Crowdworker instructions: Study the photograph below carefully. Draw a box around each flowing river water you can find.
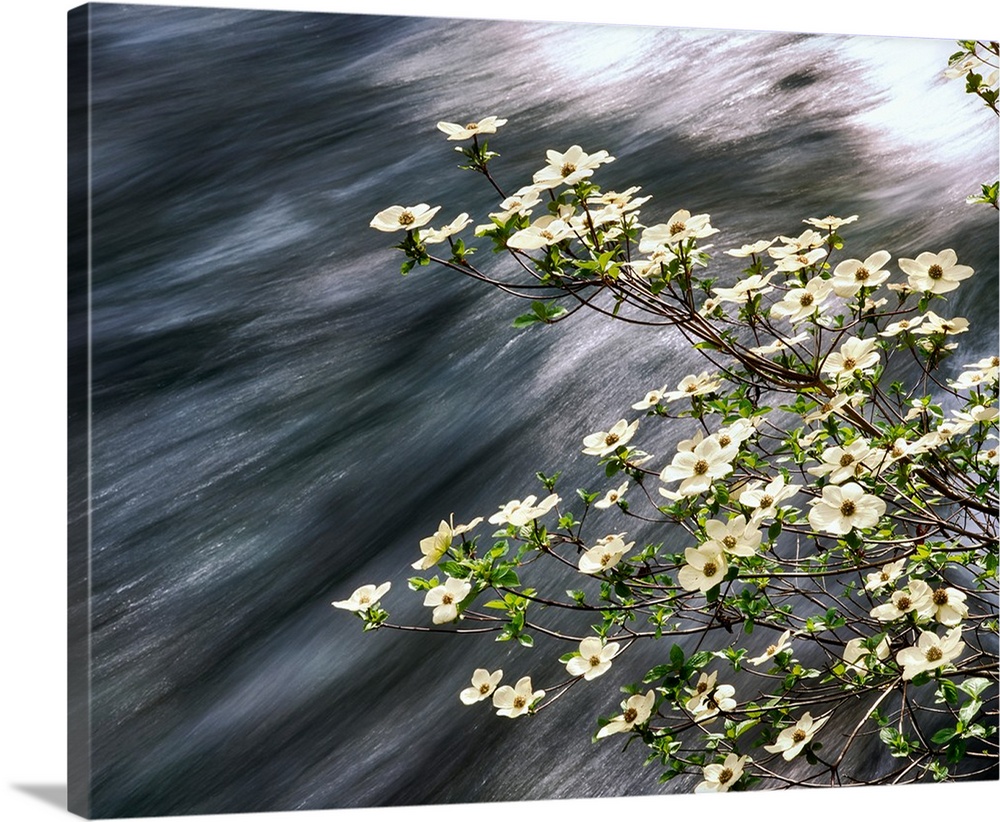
[68,5,998,816]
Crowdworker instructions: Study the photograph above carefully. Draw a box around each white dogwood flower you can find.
[843,636,891,677]
[596,690,656,738]
[583,419,639,457]
[578,534,634,575]
[690,682,736,723]
[423,577,472,624]
[879,314,926,337]
[662,371,723,402]
[749,331,810,356]
[896,627,965,680]
[460,668,503,704]
[695,753,750,793]
[869,579,935,622]
[332,581,391,612]
[725,239,775,258]
[739,476,801,520]
[864,558,907,592]
[775,246,826,273]
[807,482,886,535]
[918,311,969,336]
[370,203,441,232]
[412,514,483,570]
[807,438,877,484]
[830,250,892,297]
[422,212,472,244]
[566,637,620,681]
[436,115,508,140]
[488,494,560,527]
[712,272,776,304]
[930,586,969,626]
[748,629,793,666]
[804,214,858,231]
[632,385,669,410]
[821,336,881,386]
[764,712,829,761]
[639,209,718,249]
[493,676,545,718]
[595,481,629,510]
[678,545,728,593]
[770,277,833,323]
[532,144,614,189]
[685,671,718,710]
[702,514,761,558]
[507,216,576,250]
[660,436,733,497]
[899,249,974,294]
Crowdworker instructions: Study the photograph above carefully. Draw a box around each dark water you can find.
[69,4,998,816]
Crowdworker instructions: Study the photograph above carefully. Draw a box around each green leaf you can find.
[931,727,958,745]
[958,677,991,699]
[513,312,542,328]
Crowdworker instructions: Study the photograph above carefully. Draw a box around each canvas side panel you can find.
[68,4,92,818]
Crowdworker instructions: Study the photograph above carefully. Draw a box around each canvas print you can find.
[68,3,999,818]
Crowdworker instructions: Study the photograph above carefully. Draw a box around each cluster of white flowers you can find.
[350,111,998,792]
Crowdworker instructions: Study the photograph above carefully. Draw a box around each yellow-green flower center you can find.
[479,682,491,694]
[561,162,577,177]
[842,357,857,370]
[703,561,719,577]
[398,210,416,226]
[759,495,774,508]
[897,595,911,610]
[839,454,855,467]
[601,553,613,567]
[605,432,620,446]
[513,695,526,709]
[589,655,602,667]
[694,459,710,475]
[932,589,949,606]
[800,293,815,307]
[723,536,738,550]
[718,435,731,447]
[766,644,777,655]
[441,593,454,605]
[855,267,870,281]
[925,646,943,662]
[792,729,807,743]
[718,767,734,784]
[840,501,856,517]
[927,264,944,280]
[669,221,686,236]
[465,122,479,130]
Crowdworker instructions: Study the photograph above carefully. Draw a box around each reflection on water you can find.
[70,5,997,816]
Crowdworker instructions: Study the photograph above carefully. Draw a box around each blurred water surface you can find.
[70,5,998,815]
